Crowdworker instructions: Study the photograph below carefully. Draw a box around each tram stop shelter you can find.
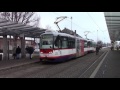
[104,12,120,42]
[0,18,46,60]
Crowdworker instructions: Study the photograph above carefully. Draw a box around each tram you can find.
[39,30,96,62]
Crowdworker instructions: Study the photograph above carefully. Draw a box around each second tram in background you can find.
[39,30,96,62]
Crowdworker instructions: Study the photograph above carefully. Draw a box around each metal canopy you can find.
[104,12,120,41]
[0,18,46,38]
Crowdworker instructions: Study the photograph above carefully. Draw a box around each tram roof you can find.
[41,30,85,40]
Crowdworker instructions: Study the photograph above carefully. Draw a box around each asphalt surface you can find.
[0,48,109,78]
[0,57,40,71]
[95,49,120,78]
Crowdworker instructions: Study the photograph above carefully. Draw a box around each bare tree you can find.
[46,25,52,30]
[0,12,40,27]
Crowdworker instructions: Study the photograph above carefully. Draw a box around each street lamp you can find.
[97,30,98,43]
[71,17,72,31]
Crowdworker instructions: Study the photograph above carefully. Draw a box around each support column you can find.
[13,35,18,54]
[20,34,25,58]
[3,35,8,60]
[10,35,12,53]
[34,37,35,47]
[34,38,35,43]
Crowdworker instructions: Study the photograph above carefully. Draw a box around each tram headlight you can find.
[49,52,52,54]
[40,52,43,54]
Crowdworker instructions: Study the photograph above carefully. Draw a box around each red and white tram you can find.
[39,30,96,62]
[87,39,96,53]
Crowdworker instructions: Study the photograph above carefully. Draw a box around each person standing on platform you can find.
[16,46,21,59]
[96,45,100,55]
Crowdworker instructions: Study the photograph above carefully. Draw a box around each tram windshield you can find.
[40,34,53,49]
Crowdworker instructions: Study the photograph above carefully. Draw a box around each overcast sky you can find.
[37,12,110,43]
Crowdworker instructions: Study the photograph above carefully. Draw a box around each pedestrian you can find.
[26,46,34,59]
[16,46,21,59]
[111,43,114,50]
[96,45,100,55]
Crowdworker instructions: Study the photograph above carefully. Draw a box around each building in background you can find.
[61,27,82,38]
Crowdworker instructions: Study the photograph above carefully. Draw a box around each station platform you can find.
[95,49,120,78]
[0,56,40,71]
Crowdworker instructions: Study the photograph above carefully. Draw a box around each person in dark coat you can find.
[16,46,21,59]
[96,45,100,55]
[26,46,34,59]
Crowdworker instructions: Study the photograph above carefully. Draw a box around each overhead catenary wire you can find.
[52,12,98,39]
[86,12,104,32]
[86,12,107,42]
[52,12,89,31]
[52,13,86,38]
[52,13,91,33]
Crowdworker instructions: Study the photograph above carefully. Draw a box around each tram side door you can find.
[76,39,80,57]
[80,40,84,56]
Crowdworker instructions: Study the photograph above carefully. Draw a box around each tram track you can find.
[21,55,95,78]
[23,51,105,78]
[49,51,106,78]
[79,50,108,78]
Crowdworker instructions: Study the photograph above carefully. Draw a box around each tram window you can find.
[43,41,48,45]
[54,41,59,48]
[84,40,87,48]
[54,36,59,46]
[68,38,75,48]
[87,41,90,47]
[62,41,68,48]
[68,41,72,48]
[72,39,75,48]
[87,41,92,47]
[54,35,62,48]
[61,36,68,49]
[77,40,80,49]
